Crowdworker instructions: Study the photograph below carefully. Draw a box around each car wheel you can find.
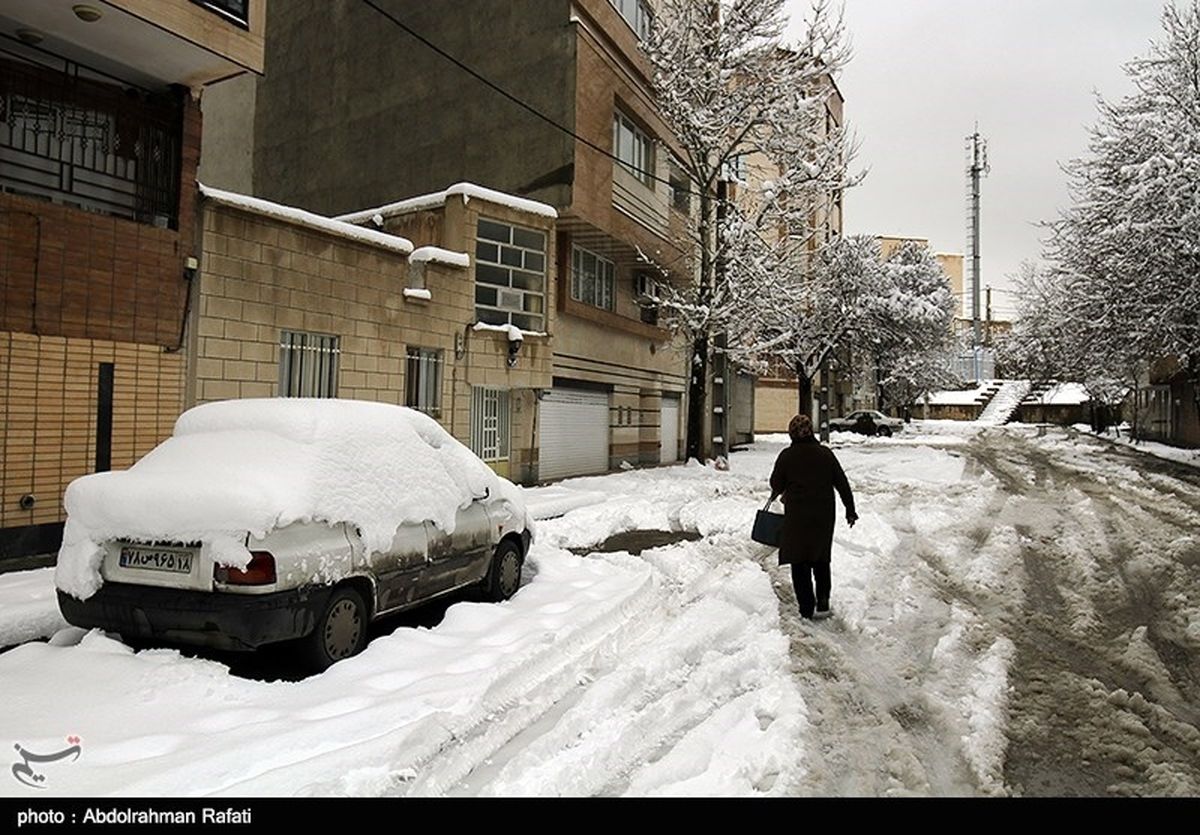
[877,425,893,437]
[483,540,523,602]
[301,585,368,671]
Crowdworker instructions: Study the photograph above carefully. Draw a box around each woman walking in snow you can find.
[769,414,858,620]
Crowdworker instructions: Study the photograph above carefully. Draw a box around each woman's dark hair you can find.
[788,414,815,443]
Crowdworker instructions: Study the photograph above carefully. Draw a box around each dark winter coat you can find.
[768,437,857,565]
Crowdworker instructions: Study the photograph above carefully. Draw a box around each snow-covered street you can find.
[1,422,1197,797]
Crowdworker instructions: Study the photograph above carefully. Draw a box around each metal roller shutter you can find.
[539,388,610,480]
[660,396,680,463]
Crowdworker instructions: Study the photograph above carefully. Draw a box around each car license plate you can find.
[118,546,195,574]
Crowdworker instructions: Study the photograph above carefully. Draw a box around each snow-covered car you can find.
[827,409,904,437]
[55,399,533,669]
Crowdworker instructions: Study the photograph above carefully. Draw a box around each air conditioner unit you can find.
[497,289,523,311]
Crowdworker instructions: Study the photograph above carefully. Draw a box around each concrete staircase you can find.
[1022,380,1056,405]
[978,380,1033,425]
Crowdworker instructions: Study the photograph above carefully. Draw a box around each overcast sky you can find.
[786,0,1168,318]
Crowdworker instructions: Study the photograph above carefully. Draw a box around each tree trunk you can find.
[686,336,709,461]
[796,364,812,421]
[685,190,714,461]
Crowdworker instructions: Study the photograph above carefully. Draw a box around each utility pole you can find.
[966,127,990,379]
[985,285,992,346]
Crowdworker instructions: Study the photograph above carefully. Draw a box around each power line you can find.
[358,0,691,195]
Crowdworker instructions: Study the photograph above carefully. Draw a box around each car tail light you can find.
[214,551,277,585]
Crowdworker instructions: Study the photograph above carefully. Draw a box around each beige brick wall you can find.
[0,332,183,529]
[194,200,556,481]
[755,383,800,435]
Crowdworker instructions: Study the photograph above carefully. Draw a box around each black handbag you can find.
[751,495,784,547]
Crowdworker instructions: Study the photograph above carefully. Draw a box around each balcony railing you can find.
[0,54,183,228]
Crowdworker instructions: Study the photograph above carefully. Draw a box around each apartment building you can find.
[0,0,267,562]
[200,0,691,479]
[751,76,848,434]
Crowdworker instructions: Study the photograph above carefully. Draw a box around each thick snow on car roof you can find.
[57,399,521,600]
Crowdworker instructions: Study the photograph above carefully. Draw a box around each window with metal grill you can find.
[278,331,339,398]
[474,218,546,332]
[405,347,443,418]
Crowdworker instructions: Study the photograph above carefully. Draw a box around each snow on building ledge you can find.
[402,288,433,301]
[199,184,415,255]
[472,322,547,341]
[336,182,559,225]
[409,246,470,268]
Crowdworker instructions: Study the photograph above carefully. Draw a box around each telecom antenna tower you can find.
[965,127,990,380]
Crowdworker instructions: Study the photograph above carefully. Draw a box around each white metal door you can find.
[539,388,609,481]
[660,396,680,463]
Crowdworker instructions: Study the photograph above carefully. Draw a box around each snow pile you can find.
[0,567,67,648]
[409,246,470,268]
[57,400,524,600]
[924,382,995,406]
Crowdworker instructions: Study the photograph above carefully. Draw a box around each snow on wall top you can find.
[56,399,524,600]
[923,382,997,406]
[200,184,415,255]
[410,246,471,268]
[1027,382,1090,406]
[336,182,558,224]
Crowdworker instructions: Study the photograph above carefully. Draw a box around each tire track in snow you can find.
[969,432,1200,796]
[760,448,1019,797]
[393,536,806,797]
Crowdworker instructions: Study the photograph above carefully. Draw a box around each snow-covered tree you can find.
[1040,1,1200,424]
[645,0,853,459]
[871,241,959,408]
[733,236,957,421]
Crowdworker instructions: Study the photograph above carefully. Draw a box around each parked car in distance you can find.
[56,399,533,670]
[828,409,905,437]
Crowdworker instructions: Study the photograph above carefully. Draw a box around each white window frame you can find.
[609,0,652,40]
[613,111,654,186]
[279,331,339,398]
[474,217,546,332]
[471,387,511,462]
[405,346,443,418]
[571,246,616,311]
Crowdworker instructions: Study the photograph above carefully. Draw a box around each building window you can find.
[191,0,249,28]
[405,347,443,418]
[722,152,749,184]
[669,161,691,214]
[471,387,510,462]
[0,55,182,227]
[474,217,546,332]
[571,246,616,311]
[613,111,654,186]
[609,0,653,40]
[279,331,339,397]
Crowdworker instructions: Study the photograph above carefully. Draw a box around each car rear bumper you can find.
[57,582,334,651]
